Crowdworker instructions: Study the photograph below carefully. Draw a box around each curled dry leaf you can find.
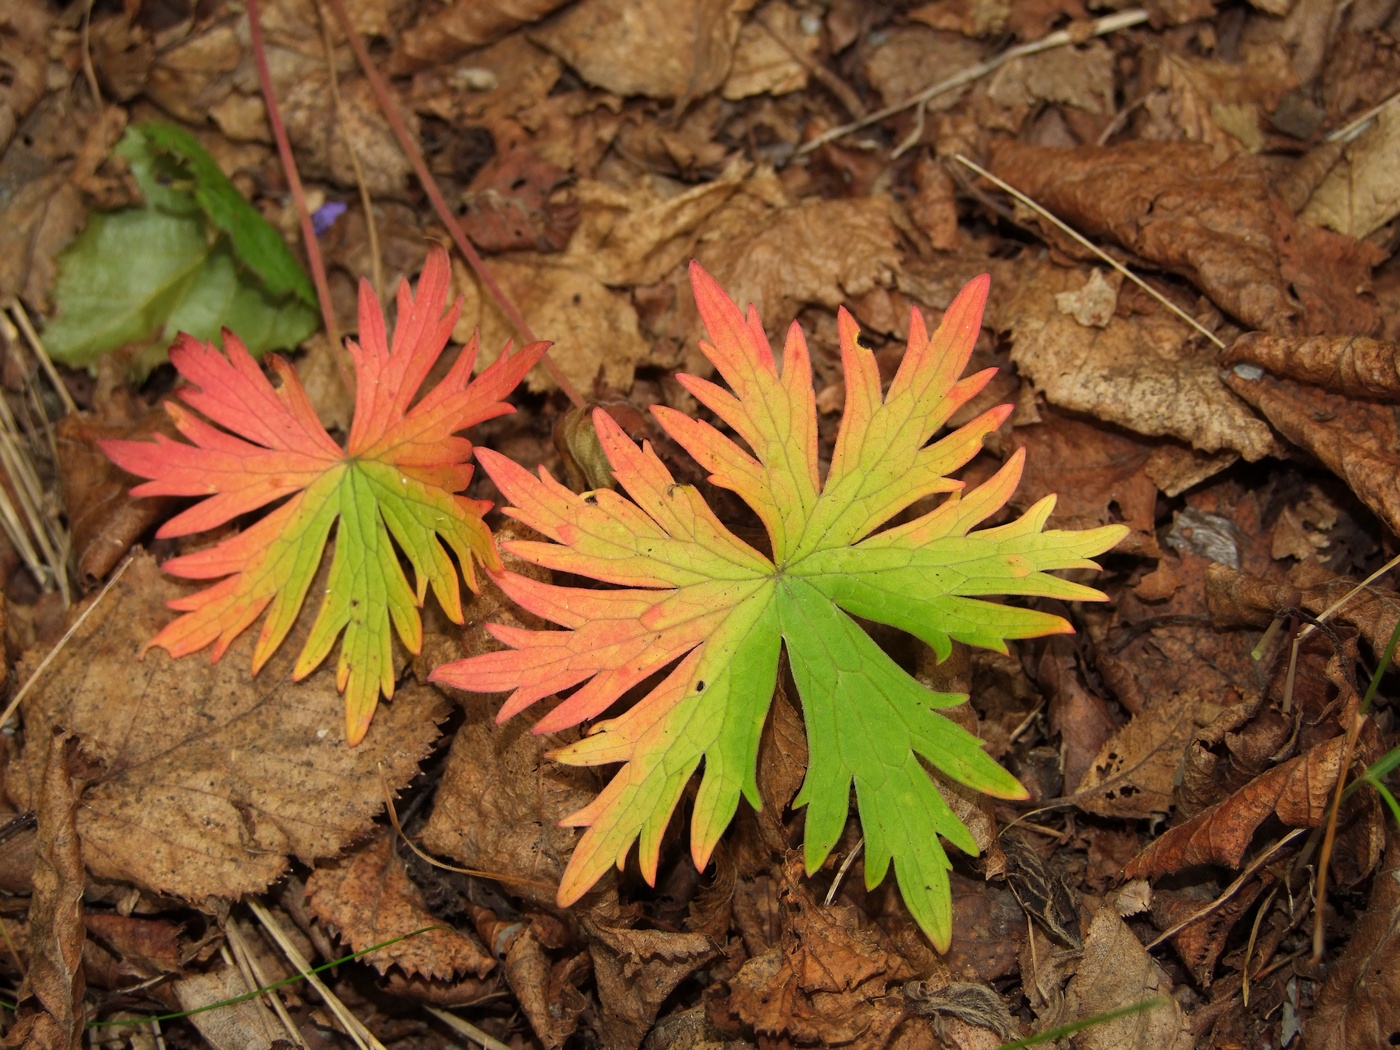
[7,553,448,901]
[998,260,1278,462]
[1225,368,1400,538]
[1125,734,1347,878]
[1226,332,1400,401]
[1304,828,1400,1050]
[306,831,494,981]
[581,900,721,1050]
[1205,562,1400,659]
[988,140,1382,337]
[2,733,84,1050]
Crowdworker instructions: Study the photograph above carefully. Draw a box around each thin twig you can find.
[245,0,348,389]
[1145,828,1305,950]
[952,154,1226,349]
[79,0,102,108]
[378,763,556,892]
[790,9,1149,161]
[756,9,864,120]
[824,838,864,906]
[424,1005,514,1050]
[320,0,587,409]
[0,552,133,733]
[1311,707,1367,963]
[248,899,384,1050]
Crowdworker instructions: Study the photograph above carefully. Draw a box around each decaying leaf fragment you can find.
[103,248,547,743]
[435,263,1125,948]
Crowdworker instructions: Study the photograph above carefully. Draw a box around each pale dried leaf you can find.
[8,553,448,900]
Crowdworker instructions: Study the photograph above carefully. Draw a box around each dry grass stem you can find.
[248,898,384,1050]
[953,153,1227,349]
[423,1005,514,1050]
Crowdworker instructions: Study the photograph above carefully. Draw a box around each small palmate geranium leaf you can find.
[103,248,548,744]
[432,263,1126,949]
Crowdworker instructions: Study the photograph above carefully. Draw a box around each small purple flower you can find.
[312,200,348,236]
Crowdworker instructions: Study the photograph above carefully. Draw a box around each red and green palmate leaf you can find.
[103,247,547,744]
[432,263,1126,948]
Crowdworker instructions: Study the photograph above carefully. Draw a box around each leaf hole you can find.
[696,680,705,692]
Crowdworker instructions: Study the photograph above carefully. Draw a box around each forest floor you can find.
[1,0,1399,1048]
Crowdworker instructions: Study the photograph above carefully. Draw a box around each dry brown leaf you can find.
[1071,690,1210,819]
[988,140,1383,337]
[1225,368,1400,538]
[565,158,752,288]
[1303,106,1400,239]
[2,733,83,1050]
[7,552,448,901]
[1125,735,1346,878]
[306,830,494,981]
[998,260,1278,461]
[172,963,283,1050]
[1304,829,1400,1050]
[1056,906,1192,1050]
[454,254,650,394]
[532,0,755,102]
[388,0,575,74]
[1226,331,1400,401]
[1010,410,1161,558]
[419,696,598,909]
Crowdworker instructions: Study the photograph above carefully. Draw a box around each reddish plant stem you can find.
[245,0,350,393]
[319,0,586,410]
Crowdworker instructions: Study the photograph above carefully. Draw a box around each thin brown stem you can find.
[319,0,586,409]
[245,0,350,390]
